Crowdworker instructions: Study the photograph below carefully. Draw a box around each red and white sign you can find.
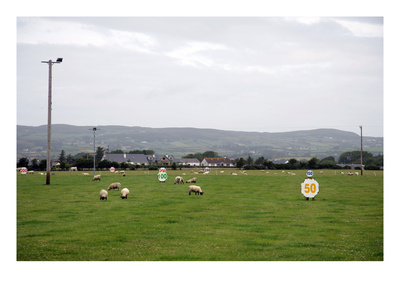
[110,167,115,172]
[20,168,28,174]
[158,168,168,182]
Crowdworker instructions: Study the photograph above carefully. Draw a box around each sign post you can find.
[301,170,319,200]
[157,167,168,183]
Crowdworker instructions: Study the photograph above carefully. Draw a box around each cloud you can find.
[334,18,383,37]
[166,41,229,68]
[18,18,158,53]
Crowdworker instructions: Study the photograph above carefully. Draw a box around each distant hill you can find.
[17,124,383,162]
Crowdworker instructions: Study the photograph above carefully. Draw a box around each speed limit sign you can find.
[157,168,168,182]
[301,178,319,200]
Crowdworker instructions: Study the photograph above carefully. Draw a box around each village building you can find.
[102,153,150,166]
[201,157,234,167]
[180,158,201,166]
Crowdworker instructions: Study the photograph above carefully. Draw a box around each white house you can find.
[180,158,201,166]
[201,157,234,167]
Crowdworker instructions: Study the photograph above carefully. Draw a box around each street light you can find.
[90,127,100,177]
[41,58,63,185]
[360,125,363,176]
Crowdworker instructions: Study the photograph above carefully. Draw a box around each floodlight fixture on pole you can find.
[41,58,63,185]
[360,125,363,176]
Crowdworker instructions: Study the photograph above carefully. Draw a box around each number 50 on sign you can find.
[301,178,319,199]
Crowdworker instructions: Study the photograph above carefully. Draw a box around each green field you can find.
[17,169,383,261]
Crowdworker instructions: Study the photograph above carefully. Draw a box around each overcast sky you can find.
[17,16,383,136]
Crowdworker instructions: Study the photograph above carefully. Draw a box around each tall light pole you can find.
[41,58,63,185]
[360,125,363,176]
[91,127,100,177]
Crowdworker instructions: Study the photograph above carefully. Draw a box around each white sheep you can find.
[355,172,359,176]
[188,185,203,195]
[82,173,89,175]
[120,188,130,199]
[99,189,108,200]
[174,176,184,184]
[108,182,121,191]
[92,175,101,181]
[231,173,237,175]
[186,177,197,183]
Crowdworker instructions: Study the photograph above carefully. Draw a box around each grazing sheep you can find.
[69,167,77,171]
[231,173,237,175]
[108,182,121,191]
[355,172,359,176]
[188,185,203,195]
[174,176,184,184]
[120,188,130,199]
[319,171,323,174]
[82,173,89,175]
[348,172,354,176]
[340,172,345,175]
[92,175,101,181]
[186,177,197,184]
[28,170,34,174]
[120,170,125,174]
[99,189,108,200]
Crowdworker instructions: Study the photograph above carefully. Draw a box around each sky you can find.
[16,16,384,137]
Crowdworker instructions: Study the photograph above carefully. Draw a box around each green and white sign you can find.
[157,168,168,182]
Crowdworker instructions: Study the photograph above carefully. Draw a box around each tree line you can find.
[17,149,383,171]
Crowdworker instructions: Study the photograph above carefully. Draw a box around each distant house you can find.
[180,158,201,166]
[336,163,365,170]
[201,157,234,167]
[102,153,150,166]
[153,154,182,166]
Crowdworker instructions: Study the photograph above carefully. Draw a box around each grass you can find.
[17,169,383,261]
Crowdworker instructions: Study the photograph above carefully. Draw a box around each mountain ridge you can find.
[17,124,383,161]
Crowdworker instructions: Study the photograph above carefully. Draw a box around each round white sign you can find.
[306,170,313,177]
[301,178,319,198]
[20,167,28,174]
[158,168,168,182]
[110,167,115,172]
